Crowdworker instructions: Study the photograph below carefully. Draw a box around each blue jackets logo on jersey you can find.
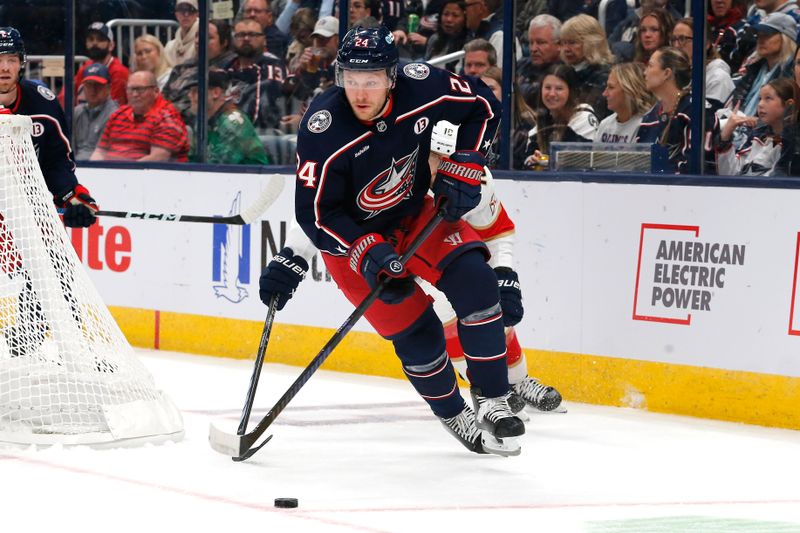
[357,145,419,217]
[307,110,332,133]
[403,63,430,80]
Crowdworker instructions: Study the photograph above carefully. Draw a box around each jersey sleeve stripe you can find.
[394,95,480,123]
[30,114,76,171]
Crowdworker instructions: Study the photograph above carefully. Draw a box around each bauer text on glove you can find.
[259,247,309,310]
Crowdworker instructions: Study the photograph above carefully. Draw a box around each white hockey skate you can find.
[439,404,486,454]
[470,388,525,457]
[508,377,564,414]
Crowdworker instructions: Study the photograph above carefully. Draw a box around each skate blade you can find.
[481,431,521,457]
[525,403,568,414]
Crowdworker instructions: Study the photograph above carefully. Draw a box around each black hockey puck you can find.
[274,498,299,508]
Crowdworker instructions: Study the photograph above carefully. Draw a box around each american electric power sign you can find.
[632,223,746,325]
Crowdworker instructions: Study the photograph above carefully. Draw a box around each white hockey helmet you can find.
[430,120,458,157]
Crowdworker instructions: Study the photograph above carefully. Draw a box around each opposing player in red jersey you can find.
[425,121,562,414]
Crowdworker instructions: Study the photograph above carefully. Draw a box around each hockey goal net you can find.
[0,114,183,446]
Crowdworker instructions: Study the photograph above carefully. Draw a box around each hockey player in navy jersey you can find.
[0,28,99,227]
[288,25,524,455]
[0,28,99,358]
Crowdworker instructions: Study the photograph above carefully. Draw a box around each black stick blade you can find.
[208,421,269,459]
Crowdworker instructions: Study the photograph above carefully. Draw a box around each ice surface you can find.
[2,348,799,532]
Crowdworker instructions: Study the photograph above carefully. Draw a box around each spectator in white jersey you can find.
[73,63,118,160]
[595,62,655,144]
[670,17,734,105]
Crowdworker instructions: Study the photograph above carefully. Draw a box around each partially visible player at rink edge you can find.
[289,25,525,456]
[0,28,100,356]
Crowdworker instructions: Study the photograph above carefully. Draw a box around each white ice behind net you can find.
[0,115,183,446]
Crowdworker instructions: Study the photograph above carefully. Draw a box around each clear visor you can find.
[335,65,394,90]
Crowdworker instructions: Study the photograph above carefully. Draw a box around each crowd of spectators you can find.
[53,0,800,175]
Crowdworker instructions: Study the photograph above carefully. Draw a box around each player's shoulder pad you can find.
[298,87,345,139]
[399,61,435,81]
[20,80,58,104]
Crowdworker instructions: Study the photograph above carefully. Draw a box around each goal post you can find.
[0,114,183,447]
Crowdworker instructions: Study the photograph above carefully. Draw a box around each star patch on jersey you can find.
[307,110,332,133]
[403,63,430,80]
[37,85,56,101]
[356,145,419,217]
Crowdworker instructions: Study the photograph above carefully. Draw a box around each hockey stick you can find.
[209,207,446,461]
[63,176,284,225]
[238,294,280,436]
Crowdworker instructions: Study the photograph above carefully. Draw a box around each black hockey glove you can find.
[57,184,99,228]
[495,267,523,327]
[349,233,415,305]
[259,247,309,310]
[431,150,484,222]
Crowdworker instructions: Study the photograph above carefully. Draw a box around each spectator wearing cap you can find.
[92,71,189,162]
[728,12,797,117]
[72,63,118,160]
[291,16,340,101]
[746,0,800,40]
[244,0,291,62]
[63,22,130,107]
[187,70,270,165]
[222,18,287,133]
[165,0,200,66]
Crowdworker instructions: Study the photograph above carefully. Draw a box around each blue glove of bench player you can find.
[349,233,415,305]
[56,184,99,228]
[259,247,309,310]
[495,267,523,327]
[432,150,485,222]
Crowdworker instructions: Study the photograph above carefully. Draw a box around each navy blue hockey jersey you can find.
[295,63,500,256]
[8,80,78,198]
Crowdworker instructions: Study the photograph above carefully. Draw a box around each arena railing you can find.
[106,19,179,62]
[26,55,88,93]
[57,0,772,179]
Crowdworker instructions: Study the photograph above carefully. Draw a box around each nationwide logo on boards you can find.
[632,223,746,325]
[210,192,332,303]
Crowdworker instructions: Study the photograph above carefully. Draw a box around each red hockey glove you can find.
[56,184,99,228]
[431,150,485,222]
[349,233,415,305]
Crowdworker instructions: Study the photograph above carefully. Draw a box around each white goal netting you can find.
[0,114,183,446]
